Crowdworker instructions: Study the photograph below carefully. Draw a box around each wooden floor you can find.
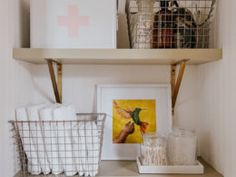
[14,160,223,177]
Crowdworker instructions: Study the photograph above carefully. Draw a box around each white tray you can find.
[136,157,204,174]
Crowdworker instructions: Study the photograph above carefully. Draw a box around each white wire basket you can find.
[127,0,217,48]
[10,113,106,177]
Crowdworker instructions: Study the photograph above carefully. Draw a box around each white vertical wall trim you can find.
[197,0,236,176]
[1,1,33,177]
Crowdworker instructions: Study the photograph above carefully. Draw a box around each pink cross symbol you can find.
[58,5,90,38]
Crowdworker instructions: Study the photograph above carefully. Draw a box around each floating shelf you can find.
[13,160,223,177]
[13,48,222,65]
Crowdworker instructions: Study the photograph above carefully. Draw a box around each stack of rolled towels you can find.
[15,104,99,176]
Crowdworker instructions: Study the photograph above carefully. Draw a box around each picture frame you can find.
[97,84,172,160]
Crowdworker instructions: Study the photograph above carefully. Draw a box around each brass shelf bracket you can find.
[45,57,187,108]
[47,59,62,103]
[171,59,189,114]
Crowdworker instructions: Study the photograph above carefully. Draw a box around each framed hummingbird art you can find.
[97,84,172,160]
[112,99,157,144]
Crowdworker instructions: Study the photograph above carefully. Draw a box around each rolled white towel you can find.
[85,121,99,177]
[53,105,77,176]
[27,104,51,175]
[64,105,77,176]
[91,121,99,177]
[69,109,86,176]
[15,107,41,175]
[77,121,87,176]
[77,119,99,177]
[65,105,78,174]
[39,104,63,175]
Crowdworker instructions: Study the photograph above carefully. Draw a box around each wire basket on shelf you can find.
[127,0,217,48]
[9,113,106,177]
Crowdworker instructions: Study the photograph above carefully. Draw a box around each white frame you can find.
[97,84,172,160]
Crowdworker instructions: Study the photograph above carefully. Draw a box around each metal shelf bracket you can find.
[47,59,62,103]
[171,59,189,114]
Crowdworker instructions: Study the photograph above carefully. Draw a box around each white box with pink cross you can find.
[30,0,117,48]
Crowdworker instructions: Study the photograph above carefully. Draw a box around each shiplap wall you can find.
[0,0,33,177]
[2,0,236,177]
[197,0,236,176]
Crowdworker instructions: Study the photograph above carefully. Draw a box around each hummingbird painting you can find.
[113,101,149,134]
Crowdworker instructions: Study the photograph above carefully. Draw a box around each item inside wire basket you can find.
[10,113,106,177]
[127,0,216,48]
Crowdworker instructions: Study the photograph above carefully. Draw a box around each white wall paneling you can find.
[0,1,33,177]
[196,0,236,176]
[2,0,236,177]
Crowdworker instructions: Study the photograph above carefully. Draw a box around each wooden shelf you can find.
[13,160,223,177]
[13,48,222,65]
